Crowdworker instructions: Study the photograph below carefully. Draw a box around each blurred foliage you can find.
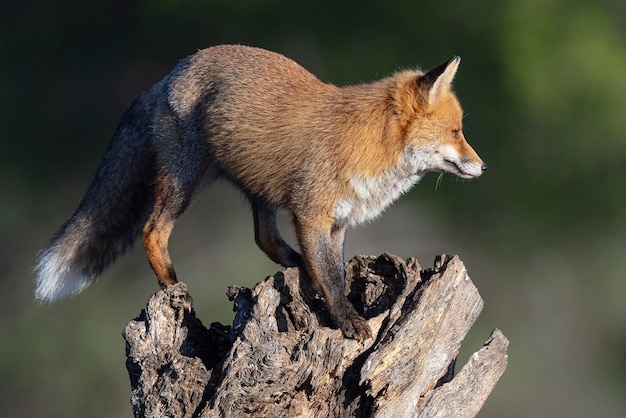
[1,0,625,417]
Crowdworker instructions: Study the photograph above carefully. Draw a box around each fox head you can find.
[393,56,487,179]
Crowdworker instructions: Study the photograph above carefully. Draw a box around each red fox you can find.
[35,45,486,340]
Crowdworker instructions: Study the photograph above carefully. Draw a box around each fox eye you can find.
[452,129,461,139]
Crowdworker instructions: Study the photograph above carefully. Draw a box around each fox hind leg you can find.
[142,168,211,312]
[142,174,188,289]
[142,158,215,286]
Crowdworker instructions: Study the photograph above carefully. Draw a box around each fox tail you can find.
[35,97,155,303]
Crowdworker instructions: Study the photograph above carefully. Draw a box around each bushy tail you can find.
[35,96,156,303]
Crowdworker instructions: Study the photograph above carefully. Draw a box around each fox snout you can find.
[439,142,487,179]
[448,158,486,179]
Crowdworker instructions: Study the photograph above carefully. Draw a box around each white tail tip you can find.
[35,248,93,303]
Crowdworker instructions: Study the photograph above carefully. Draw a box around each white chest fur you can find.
[333,162,424,227]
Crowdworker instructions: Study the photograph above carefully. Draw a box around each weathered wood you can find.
[123,254,508,417]
[418,329,509,418]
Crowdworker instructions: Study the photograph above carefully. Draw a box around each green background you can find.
[2,1,625,416]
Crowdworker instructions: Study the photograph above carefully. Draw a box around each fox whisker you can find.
[435,172,445,191]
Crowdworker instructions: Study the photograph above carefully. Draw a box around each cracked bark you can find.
[123,253,508,417]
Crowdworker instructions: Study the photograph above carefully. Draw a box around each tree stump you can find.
[123,253,508,417]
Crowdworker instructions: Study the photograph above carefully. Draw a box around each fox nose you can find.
[481,163,488,171]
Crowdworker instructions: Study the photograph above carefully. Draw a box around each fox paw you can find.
[167,283,193,314]
[279,251,305,268]
[336,308,372,341]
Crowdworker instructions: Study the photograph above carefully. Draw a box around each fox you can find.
[35,45,486,340]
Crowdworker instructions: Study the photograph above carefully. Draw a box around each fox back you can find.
[163,46,484,224]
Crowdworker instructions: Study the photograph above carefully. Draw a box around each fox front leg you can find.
[294,216,371,340]
[251,197,304,267]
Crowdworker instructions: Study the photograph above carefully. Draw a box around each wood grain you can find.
[123,254,508,417]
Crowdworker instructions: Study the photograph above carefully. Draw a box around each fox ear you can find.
[418,56,460,106]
